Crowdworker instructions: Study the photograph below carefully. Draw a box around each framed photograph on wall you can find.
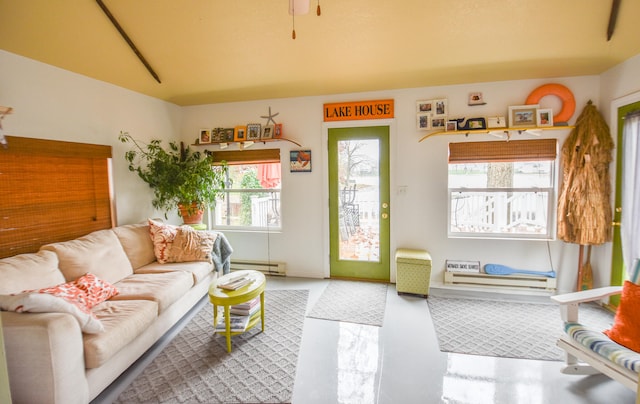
[246,123,261,140]
[509,105,538,127]
[537,109,553,127]
[417,100,434,114]
[417,113,431,130]
[234,126,246,141]
[431,116,446,129]
[199,129,211,144]
[434,99,447,115]
[290,150,312,172]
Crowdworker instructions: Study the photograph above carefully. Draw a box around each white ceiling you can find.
[1,0,639,106]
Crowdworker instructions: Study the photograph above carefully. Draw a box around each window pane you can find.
[214,163,281,229]
[448,160,554,240]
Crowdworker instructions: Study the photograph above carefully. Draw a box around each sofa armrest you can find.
[1,311,89,404]
[550,286,622,323]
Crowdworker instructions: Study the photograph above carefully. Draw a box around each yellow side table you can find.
[208,270,266,352]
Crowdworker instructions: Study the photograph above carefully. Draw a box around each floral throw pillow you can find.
[148,219,217,264]
[74,272,119,309]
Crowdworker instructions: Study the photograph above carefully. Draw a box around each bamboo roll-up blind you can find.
[449,139,557,163]
[0,136,114,258]
[209,149,280,165]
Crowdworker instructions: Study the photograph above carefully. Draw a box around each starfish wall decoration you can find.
[261,107,279,126]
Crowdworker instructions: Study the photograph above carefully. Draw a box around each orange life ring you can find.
[525,83,576,123]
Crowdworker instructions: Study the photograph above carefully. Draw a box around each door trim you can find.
[322,118,397,280]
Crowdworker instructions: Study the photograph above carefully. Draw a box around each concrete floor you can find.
[95,276,637,404]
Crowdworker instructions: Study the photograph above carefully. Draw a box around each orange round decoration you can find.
[525,83,576,123]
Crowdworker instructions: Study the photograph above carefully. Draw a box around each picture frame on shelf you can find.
[446,120,458,132]
[262,125,274,139]
[234,126,246,141]
[222,128,235,142]
[199,129,211,144]
[509,105,538,127]
[246,123,261,140]
[290,150,312,172]
[467,117,486,130]
[274,123,283,138]
[210,128,222,143]
[417,113,431,130]
[537,109,553,127]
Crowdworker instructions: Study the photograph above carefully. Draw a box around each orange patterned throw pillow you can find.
[604,280,640,352]
[74,272,119,309]
[148,219,217,264]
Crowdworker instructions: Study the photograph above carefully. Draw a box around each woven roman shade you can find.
[448,139,557,163]
[0,136,114,258]
[209,149,280,165]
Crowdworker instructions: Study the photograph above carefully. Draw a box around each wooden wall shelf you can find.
[418,125,575,142]
[192,137,301,148]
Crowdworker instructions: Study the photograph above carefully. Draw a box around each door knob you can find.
[382,202,389,209]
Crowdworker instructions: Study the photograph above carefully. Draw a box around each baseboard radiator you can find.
[444,272,556,291]
[230,259,286,276]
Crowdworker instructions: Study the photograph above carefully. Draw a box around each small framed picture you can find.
[290,150,312,172]
[210,128,221,143]
[199,129,211,144]
[509,105,538,127]
[222,128,235,142]
[446,120,458,132]
[274,123,283,138]
[246,123,261,140]
[262,125,274,139]
[417,113,431,130]
[487,116,506,128]
[234,126,246,141]
[417,100,434,114]
[431,116,446,129]
[434,99,447,115]
[537,109,553,127]
[468,92,486,106]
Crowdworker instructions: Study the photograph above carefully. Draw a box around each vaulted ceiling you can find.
[1,1,639,106]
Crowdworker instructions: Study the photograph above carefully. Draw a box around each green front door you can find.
[328,126,390,281]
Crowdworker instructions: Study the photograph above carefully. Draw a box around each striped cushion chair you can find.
[551,260,640,392]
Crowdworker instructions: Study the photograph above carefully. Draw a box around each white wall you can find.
[5,48,640,294]
[180,76,601,292]
[0,50,183,225]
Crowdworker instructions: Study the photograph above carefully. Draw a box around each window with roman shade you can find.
[447,139,557,240]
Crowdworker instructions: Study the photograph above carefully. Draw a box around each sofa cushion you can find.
[604,280,640,352]
[112,223,156,270]
[41,229,133,284]
[135,261,213,284]
[110,272,193,313]
[0,250,65,295]
[0,292,104,334]
[83,299,158,368]
[148,219,218,264]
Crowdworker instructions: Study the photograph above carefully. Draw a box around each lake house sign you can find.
[323,99,394,122]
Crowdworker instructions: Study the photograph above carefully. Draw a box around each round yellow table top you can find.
[208,270,266,306]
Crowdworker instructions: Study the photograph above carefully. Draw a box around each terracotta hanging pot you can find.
[178,203,204,224]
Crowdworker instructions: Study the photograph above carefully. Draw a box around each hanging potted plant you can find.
[119,132,226,224]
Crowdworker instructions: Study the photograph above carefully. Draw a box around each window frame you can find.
[208,149,282,232]
[447,139,558,240]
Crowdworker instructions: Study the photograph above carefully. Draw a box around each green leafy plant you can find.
[119,131,226,219]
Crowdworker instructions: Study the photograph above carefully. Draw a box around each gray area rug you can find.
[115,289,309,403]
[307,280,387,326]
[427,296,615,361]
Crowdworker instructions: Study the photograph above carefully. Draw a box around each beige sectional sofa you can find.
[0,222,231,404]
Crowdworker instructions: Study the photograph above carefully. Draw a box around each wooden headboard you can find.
[0,136,115,258]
